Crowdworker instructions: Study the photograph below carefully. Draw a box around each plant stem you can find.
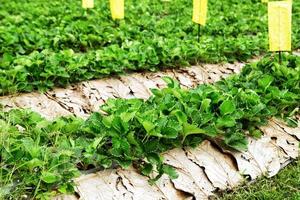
[279,51,282,64]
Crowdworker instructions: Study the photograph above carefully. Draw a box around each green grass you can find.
[219,159,300,200]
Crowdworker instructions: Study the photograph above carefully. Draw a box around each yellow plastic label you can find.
[110,0,124,20]
[262,1,292,4]
[82,0,94,9]
[192,0,208,26]
[268,1,292,52]
[265,0,293,3]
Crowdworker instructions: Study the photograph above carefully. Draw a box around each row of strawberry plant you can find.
[1,0,300,95]
[1,54,299,199]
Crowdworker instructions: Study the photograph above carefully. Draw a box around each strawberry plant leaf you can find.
[41,172,61,184]
[224,132,248,151]
[219,100,236,116]
[162,165,178,179]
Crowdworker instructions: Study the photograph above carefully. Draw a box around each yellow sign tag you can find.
[192,0,208,26]
[110,0,124,20]
[268,1,292,52]
[82,0,94,9]
[263,0,292,4]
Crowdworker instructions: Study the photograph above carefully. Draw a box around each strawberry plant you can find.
[1,54,299,199]
[0,0,299,95]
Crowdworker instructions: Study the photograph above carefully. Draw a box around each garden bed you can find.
[1,54,299,199]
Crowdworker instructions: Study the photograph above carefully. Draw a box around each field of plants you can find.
[1,0,300,95]
[0,0,300,199]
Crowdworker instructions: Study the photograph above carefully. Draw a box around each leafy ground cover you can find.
[0,0,299,94]
[1,54,299,199]
[219,159,300,200]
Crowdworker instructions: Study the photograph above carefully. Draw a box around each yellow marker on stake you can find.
[263,0,292,4]
[192,0,208,43]
[82,0,94,9]
[263,0,293,4]
[192,0,208,26]
[110,0,124,20]
[268,1,292,52]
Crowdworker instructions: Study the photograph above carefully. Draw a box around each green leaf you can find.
[112,116,129,133]
[144,140,159,153]
[26,158,44,171]
[200,99,211,113]
[141,120,162,137]
[162,165,178,179]
[85,112,103,133]
[142,120,156,133]
[58,183,75,194]
[115,159,131,168]
[224,132,248,151]
[41,172,61,184]
[120,112,136,122]
[161,127,179,139]
[249,129,263,139]
[127,131,139,146]
[102,115,114,128]
[141,163,153,176]
[92,137,104,149]
[162,77,180,89]
[147,153,162,166]
[22,138,40,159]
[219,100,236,115]
[182,123,207,142]
[258,75,274,90]
[216,116,236,128]
[172,110,187,124]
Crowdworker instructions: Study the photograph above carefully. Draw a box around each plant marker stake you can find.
[198,24,201,43]
[279,51,282,64]
[82,0,94,16]
[268,1,292,63]
[110,0,124,20]
[82,0,94,9]
[192,0,208,42]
